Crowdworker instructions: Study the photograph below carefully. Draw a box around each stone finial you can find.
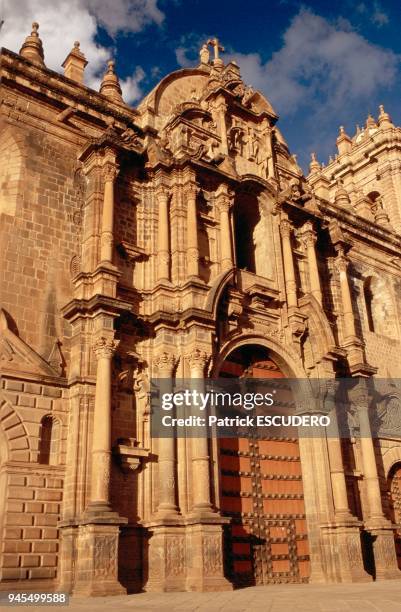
[336,125,352,155]
[19,22,45,66]
[62,41,88,84]
[354,191,374,219]
[199,43,210,66]
[334,182,351,207]
[366,113,376,128]
[378,104,393,129]
[309,152,321,174]
[100,60,124,104]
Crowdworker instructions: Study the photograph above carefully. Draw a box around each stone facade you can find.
[1,26,401,595]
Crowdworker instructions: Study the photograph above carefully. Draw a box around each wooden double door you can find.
[218,347,310,586]
[388,463,401,569]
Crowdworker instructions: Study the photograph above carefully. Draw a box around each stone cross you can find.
[207,37,225,61]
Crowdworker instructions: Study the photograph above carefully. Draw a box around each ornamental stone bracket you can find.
[113,437,152,474]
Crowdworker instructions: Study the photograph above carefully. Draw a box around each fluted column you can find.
[302,221,322,305]
[216,184,234,271]
[280,218,298,308]
[100,161,118,263]
[156,187,170,282]
[154,351,179,517]
[336,249,357,340]
[186,184,200,279]
[187,349,213,514]
[89,336,119,512]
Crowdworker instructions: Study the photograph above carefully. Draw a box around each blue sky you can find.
[2,0,401,170]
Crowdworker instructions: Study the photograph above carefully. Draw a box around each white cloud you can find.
[0,0,163,97]
[225,9,399,116]
[85,0,164,36]
[120,66,146,103]
[371,2,389,27]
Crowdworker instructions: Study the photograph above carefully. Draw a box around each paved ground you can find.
[11,581,401,612]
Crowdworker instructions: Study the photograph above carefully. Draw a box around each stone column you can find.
[350,380,400,580]
[216,184,234,271]
[185,184,200,279]
[156,187,170,282]
[154,351,179,517]
[187,349,213,514]
[302,221,322,305]
[100,161,118,264]
[280,218,297,308]
[73,334,127,596]
[89,335,118,512]
[337,249,357,340]
[323,386,371,582]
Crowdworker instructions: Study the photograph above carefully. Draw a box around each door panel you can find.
[219,355,310,586]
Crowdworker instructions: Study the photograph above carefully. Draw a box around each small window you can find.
[38,416,60,465]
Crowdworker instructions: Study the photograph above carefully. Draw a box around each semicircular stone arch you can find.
[0,394,31,462]
[212,332,307,379]
[0,127,25,217]
[383,446,401,478]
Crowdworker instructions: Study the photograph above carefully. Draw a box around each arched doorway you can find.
[217,344,310,586]
[388,462,401,569]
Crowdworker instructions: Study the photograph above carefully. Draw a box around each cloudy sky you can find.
[1,0,400,170]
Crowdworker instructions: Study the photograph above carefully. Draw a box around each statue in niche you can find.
[133,366,151,448]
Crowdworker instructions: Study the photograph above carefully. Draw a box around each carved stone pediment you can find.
[0,309,57,376]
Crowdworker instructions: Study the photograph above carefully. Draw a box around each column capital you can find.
[279,218,292,238]
[184,182,200,200]
[155,185,170,202]
[348,379,370,410]
[102,161,119,183]
[301,220,317,246]
[215,184,234,211]
[154,351,176,375]
[93,336,119,359]
[336,250,349,273]
[186,348,209,375]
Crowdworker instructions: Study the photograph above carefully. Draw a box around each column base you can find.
[142,515,233,592]
[185,516,233,592]
[321,517,371,583]
[72,516,127,596]
[365,519,401,580]
[142,520,187,592]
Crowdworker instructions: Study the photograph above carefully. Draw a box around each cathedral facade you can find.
[1,25,401,595]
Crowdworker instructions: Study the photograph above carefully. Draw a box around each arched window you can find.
[0,129,24,217]
[38,416,60,465]
[363,276,397,337]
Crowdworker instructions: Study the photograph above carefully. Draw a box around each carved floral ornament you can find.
[186,348,209,373]
[102,161,119,183]
[154,351,176,374]
[301,222,317,247]
[93,336,119,359]
[279,218,292,238]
